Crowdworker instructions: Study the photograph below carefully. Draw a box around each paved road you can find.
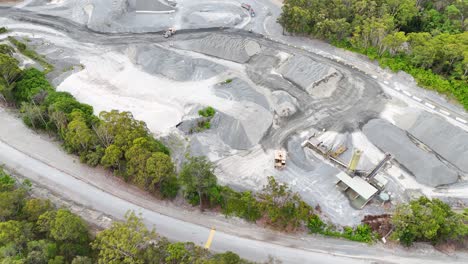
[1,109,466,264]
[0,114,363,264]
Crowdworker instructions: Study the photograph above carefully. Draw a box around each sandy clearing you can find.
[58,50,239,134]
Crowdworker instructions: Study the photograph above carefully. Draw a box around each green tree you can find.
[0,44,14,56]
[0,220,33,251]
[100,144,123,170]
[13,68,52,104]
[22,198,54,222]
[0,188,27,221]
[392,196,467,246]
[49,209,89,244]
[138,152,176,194]
[179,156,218,209]
[92,211,157,264]
[383,31,408,55]
[0,53,21,103]
[64,110,96,154]
[257,176,312,230]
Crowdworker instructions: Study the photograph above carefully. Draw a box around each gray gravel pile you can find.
[211,105,272,150]
[175,34,261,63]
[133,0,174,12]
[363,119,458,187]
[271,90,298,117]
[214,78,270,110]
[407,112,468,173]
[181,3,244,29]
[129,45,225,81]
[279,55,336,91]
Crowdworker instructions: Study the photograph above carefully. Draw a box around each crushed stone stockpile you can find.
[181,3,244,29]
[363,119,458,187]
[278,55,337,92]
[128,45,225,81]
[214,78,270,110]
[407,112,468,173]
[174,34,261,63]
[271,90,298,117]
[211,103,272,150]
[133,0,174,12]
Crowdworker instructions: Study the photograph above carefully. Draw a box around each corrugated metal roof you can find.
[336,172,378,200]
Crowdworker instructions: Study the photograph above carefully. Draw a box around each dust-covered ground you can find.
[1,0,468,227]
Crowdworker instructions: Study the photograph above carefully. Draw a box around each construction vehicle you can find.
[241,3,256,17]
[163,27,176,38]
[241,3,251,10]
[274,150,287,170]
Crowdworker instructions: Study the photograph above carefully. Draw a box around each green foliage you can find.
[198,106,216,117]
[92,211,156,264]
[0,53,22,102]
[308,215,374,243]
[392,196,468,246]
[0,169,90,263]
[195,106,216,132]
[257,176,313,230]
[0,44,14,56]
[180,156,218,208]
[0,27,7,34]
[279,0,468,109]
[307,214,325,233]
[8,36,54,74]
[224,78,233,84]
[14,68,53,104]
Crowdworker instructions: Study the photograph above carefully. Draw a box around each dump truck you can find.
[163,28,176,38]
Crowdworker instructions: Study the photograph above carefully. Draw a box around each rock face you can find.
[363,119,458,187]
[271,90,298,117]
[407,112,468,173]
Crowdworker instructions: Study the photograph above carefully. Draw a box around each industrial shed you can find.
[335,172,378,209]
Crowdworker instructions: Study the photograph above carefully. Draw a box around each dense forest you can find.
[278,0,468,109]
[0,168,253,264]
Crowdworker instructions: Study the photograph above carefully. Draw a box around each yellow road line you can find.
[204,228,216,249]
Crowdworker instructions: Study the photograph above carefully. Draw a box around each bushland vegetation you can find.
[279,0,468,108]
[0,169,251,263]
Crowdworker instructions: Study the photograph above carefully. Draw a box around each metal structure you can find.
[347,149,362,174]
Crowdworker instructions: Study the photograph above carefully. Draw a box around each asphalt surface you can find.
[2,109,467,264]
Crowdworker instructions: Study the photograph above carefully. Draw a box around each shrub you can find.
[198,106,216,118]
[0,27,7,34]
[307,214,325,233]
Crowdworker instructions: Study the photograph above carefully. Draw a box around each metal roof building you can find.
[335,172,378,209]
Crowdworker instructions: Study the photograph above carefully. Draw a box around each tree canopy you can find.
[392,196,468,246]
[279,0,468,109]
